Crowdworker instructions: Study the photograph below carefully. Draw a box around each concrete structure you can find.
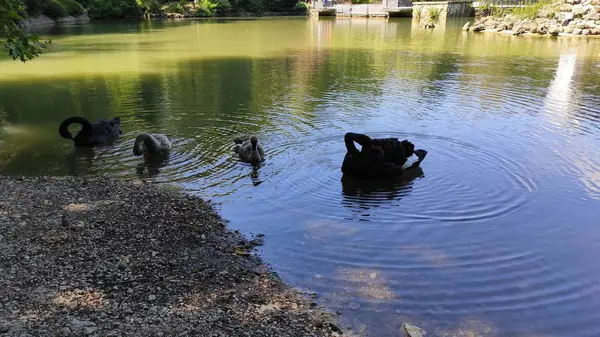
[412,0,475,19]
[309,0,475,18]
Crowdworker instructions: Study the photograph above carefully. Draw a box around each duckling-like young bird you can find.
[232,135,265,164]
[133,133,172,157]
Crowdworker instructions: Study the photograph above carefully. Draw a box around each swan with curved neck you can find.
[341,132,427,179]
[232,135,265,164]
[133,133,172,157]
[59,116,122,147]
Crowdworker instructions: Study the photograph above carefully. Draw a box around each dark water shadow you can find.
[66,146,95,176]
[341,166,425,215]
[250,165,264,186]
[135,154,171,178]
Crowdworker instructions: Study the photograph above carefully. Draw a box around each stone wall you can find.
[465,0,600,36]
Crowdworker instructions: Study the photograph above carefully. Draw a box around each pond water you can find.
[1,17,600,336]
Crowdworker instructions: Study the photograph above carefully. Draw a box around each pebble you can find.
[70,319,95,330]
[369,272,377,279]
[83,327,98,335]
[148,294,157,301]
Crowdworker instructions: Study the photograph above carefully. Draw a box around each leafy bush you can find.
[24,0,49,16]
[293,1,308,13]
[42,0,68,18]
[229,0,264,13]
[1,0,50,62]
[213,0,232,13]
[137,0,161,13]
[57,0,85,15]
[166,1,184,12]
[194,0,217,16]
[478,0,556,20]
[267,0,297,11]
[86,0,140,18]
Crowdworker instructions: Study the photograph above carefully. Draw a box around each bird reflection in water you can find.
[136,154,170,178]
[66,147,95,176]
[341,166,425,221]
[250,165,264,186]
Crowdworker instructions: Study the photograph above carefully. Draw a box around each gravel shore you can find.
[0,176,342,337]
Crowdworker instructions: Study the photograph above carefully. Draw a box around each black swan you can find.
[341,132,427,179]
[232,136,265,164]
[133,133,172,157]
[59,116,122,147]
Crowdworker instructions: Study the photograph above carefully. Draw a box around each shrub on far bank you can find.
[510,0,557,20]
[59,0,85,15]
[137,0,161,14]
[165,0,185,12]
[476,0,559,20]
[85,0,141,18]
[24,0,49,16]
[42,0,68,18]
[293,1,309,13]
[214,0,232,13]
[194,0,218,16]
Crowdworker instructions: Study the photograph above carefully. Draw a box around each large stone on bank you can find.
[572,4,591,17]
[528,22,539,33]
[470,24,485,32]
[591,27,600,34]
[495,22,510,31]
[560,3,574,11]
[512,25,527,35]
[462,22,471,31]
[585,19,597,27]
[564,25,575,33]
[573,27,583,34]
[538,25,549,34]
[558,12,574,25]
[484,19,499,29]
[548,25,561,35]
[582,28,591,34]
[561,18,573,25]
[585,12,600,20]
